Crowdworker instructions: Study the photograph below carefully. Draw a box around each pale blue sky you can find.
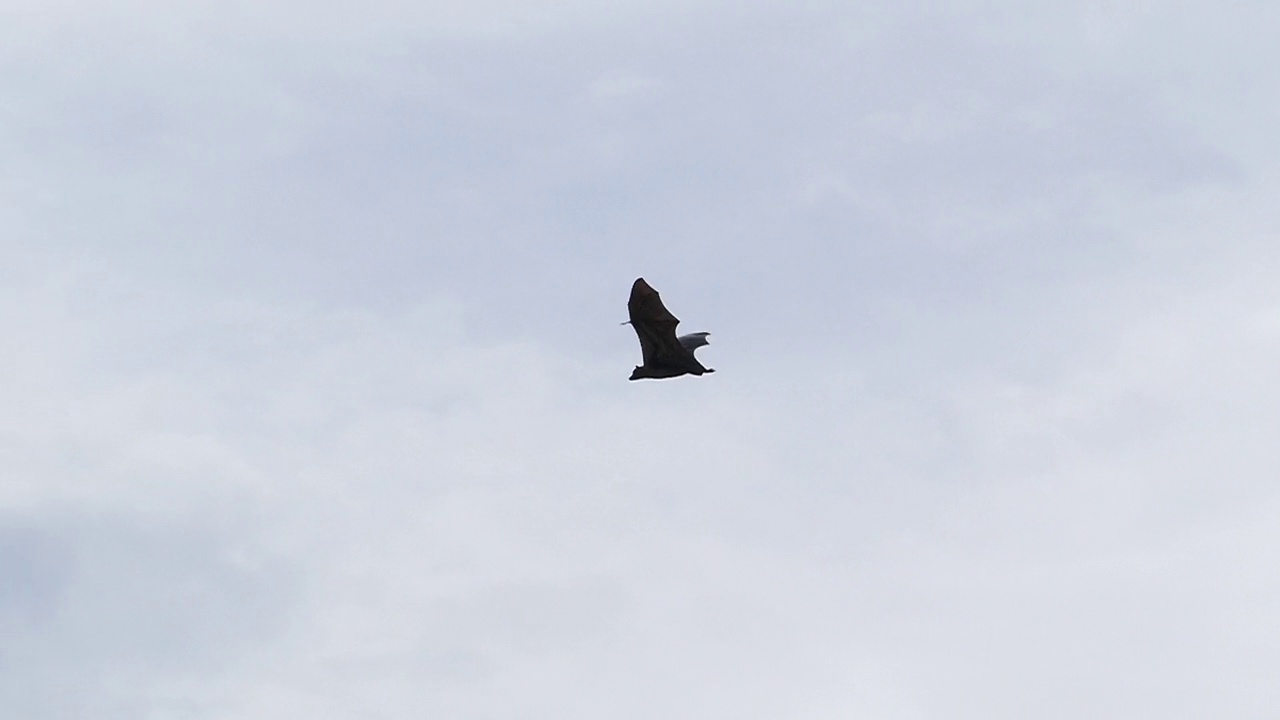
[4,2,1280,717]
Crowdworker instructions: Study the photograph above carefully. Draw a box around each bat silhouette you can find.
[624,277,715,381]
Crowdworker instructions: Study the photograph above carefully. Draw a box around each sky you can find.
[4,1,1280,717]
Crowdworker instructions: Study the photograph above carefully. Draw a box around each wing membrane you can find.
[627,278,711,375]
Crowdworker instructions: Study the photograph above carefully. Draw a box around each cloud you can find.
[4,1,1280,717]
[0,511,290,719]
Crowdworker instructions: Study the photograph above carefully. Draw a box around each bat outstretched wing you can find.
[627,278,708,374]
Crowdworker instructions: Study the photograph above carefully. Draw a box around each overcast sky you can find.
[4,1,1280,717]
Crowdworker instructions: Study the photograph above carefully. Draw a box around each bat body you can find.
[626,278,714,381]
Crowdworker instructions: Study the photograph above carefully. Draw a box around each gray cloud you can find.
[4,1,1280,717]
[0,513,290,719]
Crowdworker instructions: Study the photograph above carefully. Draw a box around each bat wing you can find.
[627,278,707,373]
